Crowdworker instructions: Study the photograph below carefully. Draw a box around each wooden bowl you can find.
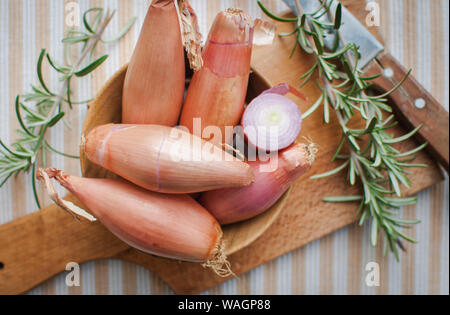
[80,64,290,255]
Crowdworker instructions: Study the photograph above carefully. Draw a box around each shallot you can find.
[242,84,307,152]
[37,168,232,276]
[179,8,254,144]
[123,0,201,125]
[83,124,254,194]
[199,143,316,225]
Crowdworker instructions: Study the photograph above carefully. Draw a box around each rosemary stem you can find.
[317,0,365,91]
[295,0,369,186]
[0,6,135,208]
[35,10,115,160]
[321,72,369,185]
[53,11,114,118]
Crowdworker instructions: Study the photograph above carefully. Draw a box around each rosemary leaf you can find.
[323,195,363,203]
[383,124,423,144]
[102,17,138,43]
[302,93,324,119]
[74,54,108,77]
[333,3,342,29]
[257,2,297,22]
[310,160,350,179]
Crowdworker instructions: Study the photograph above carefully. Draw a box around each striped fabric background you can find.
[0,0,448,295]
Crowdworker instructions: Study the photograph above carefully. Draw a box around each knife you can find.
[283,0,449,172]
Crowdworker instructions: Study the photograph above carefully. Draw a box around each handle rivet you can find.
[414,98,426,109]
[383,68,394,78]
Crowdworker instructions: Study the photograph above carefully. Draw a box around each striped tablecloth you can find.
[0,0,448,295]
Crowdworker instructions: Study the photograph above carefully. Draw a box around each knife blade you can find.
[281,0,449,171]
[282,0,384,70]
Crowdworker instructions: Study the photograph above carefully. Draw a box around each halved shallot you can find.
[242,84,307,152]
[37,168,232,276]
[83,124,254,193]
[199,143,316,225]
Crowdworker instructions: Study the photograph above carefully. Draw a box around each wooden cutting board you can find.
[0,0,443,295]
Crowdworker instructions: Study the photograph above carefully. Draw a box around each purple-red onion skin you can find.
[199,143,313,225]
[52,171,222,262]
[122,0,185,125]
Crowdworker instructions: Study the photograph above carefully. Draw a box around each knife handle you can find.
[0,194,128,295]
[363,51,449,172]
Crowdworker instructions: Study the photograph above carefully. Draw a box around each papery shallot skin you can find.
[46,170,222,262]
[199,143,315,225]
[179,8,254,144]
[84,124,254,194]
[122,0,185,125]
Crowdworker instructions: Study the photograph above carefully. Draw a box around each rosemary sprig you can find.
[0,8,136,208]
[258,0,426,259]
